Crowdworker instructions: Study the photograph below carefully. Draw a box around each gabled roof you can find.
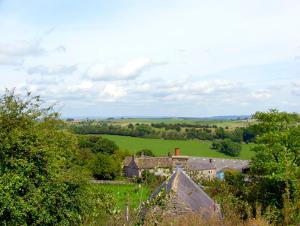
[134,157,173,169]
[149,168,221,219]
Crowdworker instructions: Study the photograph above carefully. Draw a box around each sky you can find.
[0,0,300,117]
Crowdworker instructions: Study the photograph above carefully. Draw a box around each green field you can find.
[91,183,151,210]
[101,134,254,160]
[104,118,252,129]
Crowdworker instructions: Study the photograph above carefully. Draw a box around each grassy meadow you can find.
[105,118,252,129]
[91,183,151,210]
[101,134,254,160]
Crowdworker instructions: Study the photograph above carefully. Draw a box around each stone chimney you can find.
[209,158,213,163]
[175,148,180,156]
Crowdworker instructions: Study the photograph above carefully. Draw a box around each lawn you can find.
[91,183,151,210]
[101,134,254,160]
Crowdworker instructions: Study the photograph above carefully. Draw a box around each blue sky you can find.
[0,0,300,117]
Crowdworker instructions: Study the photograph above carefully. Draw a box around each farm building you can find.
[124,156,173,177]
[123,148,249,180]
[143,167,222,220]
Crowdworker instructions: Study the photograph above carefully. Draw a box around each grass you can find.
[91,183,151,210]
[101,134,254,160]
[105,118,252,129]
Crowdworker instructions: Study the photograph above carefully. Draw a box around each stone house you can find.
[123,148,249,180]
[188,157,249,180]
[187,159,216,180]
[124,156,173,177]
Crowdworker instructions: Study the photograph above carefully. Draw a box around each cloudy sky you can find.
[1,0,300,117]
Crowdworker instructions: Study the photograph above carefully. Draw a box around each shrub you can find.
[0,90,90,225]
[91,153,121,180]
[136,149,155,157]
[79,135,119,154]
[212,139,241,157]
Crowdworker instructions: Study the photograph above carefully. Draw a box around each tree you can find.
[249,109,300,223]
[91,153,121,180]
[79,135,119,154]
[220,139,241,157]
[0,90,89,225]
[212,139,241,157]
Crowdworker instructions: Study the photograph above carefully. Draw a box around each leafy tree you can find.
[212,139,241,156]
[249,110,300,223]
[79,135,119,154]
[242,125,258,143]
[0,90,89,225]
[211,139,222,149]
[215,127,227,139]
[228,127,244,143]
[91,153,121,180]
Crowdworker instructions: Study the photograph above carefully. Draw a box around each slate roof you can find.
[187,160,216,171]
[149,168,222,219]
[188,157,249,172]
[123,156,250,172]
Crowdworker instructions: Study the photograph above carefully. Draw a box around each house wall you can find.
[124,166,140,177]
[148,167,171,177]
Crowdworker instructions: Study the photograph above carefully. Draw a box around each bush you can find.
[0,90,90,225]
[91,153,121,180]
[212,139,241,157]
[79,135,119,154]
[136,149,155,157]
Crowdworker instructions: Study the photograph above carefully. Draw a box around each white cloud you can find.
[27,64,77,75]
[250,90,272,100]
[55,45,66,53]
[86,58,165,81]
[0,55,23,65]
[78,80,93,90]
[0,39,45,66]
[0,40,44,57]
[102,84,127,100]
[292,80,300,95]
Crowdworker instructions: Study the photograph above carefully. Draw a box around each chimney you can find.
[175,148,180,156]
[209,158,212,163]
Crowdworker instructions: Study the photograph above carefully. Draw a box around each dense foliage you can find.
[206,110,300,225]
[136,149,155,157]
[79,135,119,154]
[249,110,300,224]
[69,120,259,146]
[211,139,242,156]
[0,91,90,225]
[78,135,125,180]
[91,153,121,180]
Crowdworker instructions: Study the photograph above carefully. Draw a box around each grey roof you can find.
[188,157,249,172]
[187,160,216,170]
[124,156,250,173]
[149,168,221,219]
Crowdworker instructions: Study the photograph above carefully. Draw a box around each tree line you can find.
[68,121,258,143]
